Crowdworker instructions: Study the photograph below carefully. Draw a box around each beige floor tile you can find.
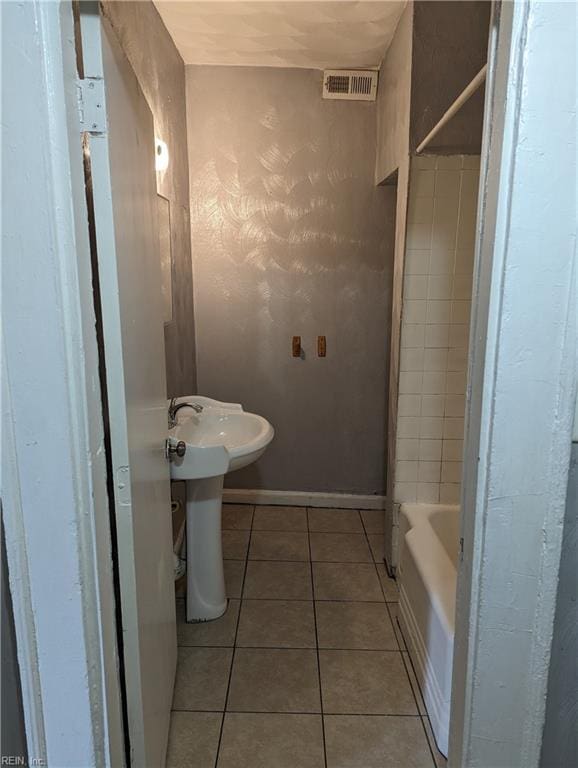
[217,713,324,768]
[222,529,250,560]
[249,531,309,561]
[228,648,320,713]
[368,533,385,564]
[222,504,253,530]
[243,561,313,600]
[403,652,428,715]
[313,563,383,602]
[224,559,245,599]
[422,715,447,766]
[316,601,397,650]
[176,599,240,647]
[307,508,363,533]
[360,509,385,534]
[166,711,222,768]
[319,650,417,715]
[324,715,433,768]
[310,533,372,563]
[377,563,399,602]
[253,505,308,531]
[237,600,316,648]
[172,647,232,711]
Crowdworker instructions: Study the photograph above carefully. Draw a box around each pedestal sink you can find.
[168,396,274,622]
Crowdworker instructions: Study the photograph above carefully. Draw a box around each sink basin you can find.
[168,396,274,480]
[167,396,274,622]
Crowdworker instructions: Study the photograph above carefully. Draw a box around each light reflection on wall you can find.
[186,65,396,494]
[155,137,169,172]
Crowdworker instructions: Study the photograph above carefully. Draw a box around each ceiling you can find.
[154,1,406,70]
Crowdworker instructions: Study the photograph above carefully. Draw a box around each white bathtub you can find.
[398,503,460,757]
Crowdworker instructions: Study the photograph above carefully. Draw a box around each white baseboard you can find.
[222,488,386,510]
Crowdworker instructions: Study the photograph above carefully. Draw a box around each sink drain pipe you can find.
[172,500,186,580]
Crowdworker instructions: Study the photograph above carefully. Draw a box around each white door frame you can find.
[450,2,577,766]
[2,1,124,765]
[3,1,576,766]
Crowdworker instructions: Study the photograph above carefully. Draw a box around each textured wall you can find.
[395,155,479,505]
[410,1,490,153]
[102,1,197,396]
[186,66,395,494]
[375,1,413,184]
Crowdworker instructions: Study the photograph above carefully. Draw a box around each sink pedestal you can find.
[169,395,273,622]
[185,476,227,622]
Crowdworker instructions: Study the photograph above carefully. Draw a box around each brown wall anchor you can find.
[292,336,302,357]
[317,336,327,357]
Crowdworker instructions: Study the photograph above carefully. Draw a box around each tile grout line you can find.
[359,514,399,639]
[186,506,436,765]
[171,707,423,718]
[419,712,440,767]
[212,504,255,768]
[402,647,427,709]
[180,593,393,605]
[307,508,328,768]
[248,528,374,535]
[401,649,440,767]
[358,512,427,725]
[398,649,423,707]
[386,602,405,651]
[178,643,408,653]
[224,557,378,564]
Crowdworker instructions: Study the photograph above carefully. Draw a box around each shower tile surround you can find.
[167,504,444,767]
[394,155,480,505]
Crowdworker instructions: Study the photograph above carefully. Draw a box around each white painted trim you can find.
[1,362,47,762]
[450,2,577,766]
[1,1,124,765]
[223,489,386,510]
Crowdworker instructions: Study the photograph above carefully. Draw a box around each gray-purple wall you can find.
[410,1,491,153]
[186,66,396,494]
[375,2,413,183]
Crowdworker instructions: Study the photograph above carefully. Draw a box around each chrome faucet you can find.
[168,398,203,429]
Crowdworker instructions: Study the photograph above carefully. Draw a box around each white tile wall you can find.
[394,155,480,505]
[418,439,442,461]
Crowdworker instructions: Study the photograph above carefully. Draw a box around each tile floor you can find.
[167,505,447,768]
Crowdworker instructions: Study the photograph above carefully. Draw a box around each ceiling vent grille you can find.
[322,70,378,101]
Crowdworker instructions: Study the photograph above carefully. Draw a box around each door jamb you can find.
[450,2,577,765]
[2,1,125,764]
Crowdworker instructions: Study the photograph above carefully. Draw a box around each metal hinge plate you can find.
[77,78,106,133]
